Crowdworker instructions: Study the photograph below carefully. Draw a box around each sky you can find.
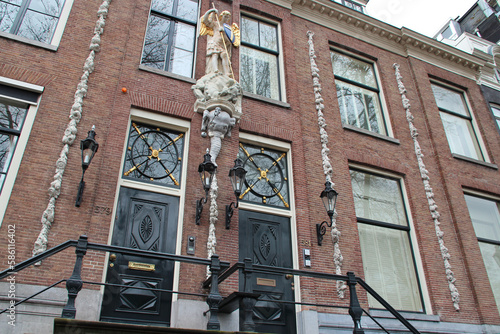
[365,0,479,37]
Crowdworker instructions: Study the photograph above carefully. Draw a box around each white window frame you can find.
[490,103,500,134]
[431,81,490,162]
[238,132,300,314]
[140,0,199,78]
[463,190,500,315]
[105,108,191,306]
[0,77,43,226]
[239,13,286,103]
[349,163,432,314]
[331,48,393,138]
[0,0,74,50]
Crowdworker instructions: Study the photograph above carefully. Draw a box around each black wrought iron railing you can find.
[0,235,421,333]
[203,259,421,334]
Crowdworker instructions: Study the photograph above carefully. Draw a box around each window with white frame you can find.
[464,194,500,314]
[141,0,198,77]
[0,0,72,46]
[490,104,500,133]
[331,51,387,135]
[350,169,424,312]
[240,15,281,101]
[0,80,41,225]
[431,83,484,161]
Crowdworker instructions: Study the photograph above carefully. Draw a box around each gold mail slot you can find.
[256,277,276,287]
[128,261,155,272]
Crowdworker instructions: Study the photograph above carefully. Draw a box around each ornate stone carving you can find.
[201,107,236,165]
[393,63,460,311]
[307,31,346,298]
[33,0,113,259]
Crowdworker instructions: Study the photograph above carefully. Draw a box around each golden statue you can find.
[199,8,240,77]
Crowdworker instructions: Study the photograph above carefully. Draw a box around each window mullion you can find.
[10,0,31,35]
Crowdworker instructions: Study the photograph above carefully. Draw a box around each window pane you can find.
[465,195,500,242]
[431,84,468,116]
[336,82,385,135]
[0,2,20,33]
[173,21,194,51]
[240,46,279,100]
[28,0,64,17]
[17,9,58,43]
[241,16,258,45]
[358,224,423,312]
[141,15,171,70]
[170,48,193,77]
[0,100,28,131]
[478,242,500,314]
[350,170,407,226]
[123,123,184,187]
[440,111,482,160]
[238,143,289,209]
[331,52,376,88]
[491,106,500,117]
[151,0,174,15]
[259,21,277,51]
[176,0,197,22]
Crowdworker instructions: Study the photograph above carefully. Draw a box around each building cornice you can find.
[279,0,487,80]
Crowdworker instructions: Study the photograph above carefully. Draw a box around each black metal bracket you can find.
[225,200,238,229]
[316,220,331,246]
[75,176,85,207]
[195,197,206,225]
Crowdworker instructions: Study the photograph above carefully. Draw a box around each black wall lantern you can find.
[225,158,247,229]
[316,181,339,246]
[196,150,217,225]
[75,126,99,207]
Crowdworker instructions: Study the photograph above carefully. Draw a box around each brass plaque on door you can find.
[256,277,276,287]
[128,261,155,272]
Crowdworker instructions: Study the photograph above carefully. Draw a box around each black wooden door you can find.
[239,210,296,334]
[100,187,179,326]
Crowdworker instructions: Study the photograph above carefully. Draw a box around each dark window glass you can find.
[141,0,197,77]
[0,0,66,43]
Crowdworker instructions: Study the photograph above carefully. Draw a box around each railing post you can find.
[206,254,222,330]
[240,258,256,332]
[347,271,365,334]
[61,235,88,319]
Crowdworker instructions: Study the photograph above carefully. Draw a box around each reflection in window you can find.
[490,104,500,133]
[240,16,280,100]
[465,194,500,315]
[0,99,28,193]
[332,51,386,135]
[351,170,423,312]
[141,0,198,77]
[0,0,66,44]
[431,84,484,160]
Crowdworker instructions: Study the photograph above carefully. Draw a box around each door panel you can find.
[239,210,296,334]
[100,187,179,326]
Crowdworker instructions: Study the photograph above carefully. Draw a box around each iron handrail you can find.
[208,259,421,334]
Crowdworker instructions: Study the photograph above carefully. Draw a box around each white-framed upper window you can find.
[331,50,388,136]
[490,104,500,134]
[350,167,426,312]
[464,192,500,315]
[0,0,73,47]
[140,0,199,77]
[431,83,485,161]
[240,14,283,101]
[0,77,42,226]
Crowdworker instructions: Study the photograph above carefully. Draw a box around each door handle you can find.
[109,253,117,267]
[285,274,293,280]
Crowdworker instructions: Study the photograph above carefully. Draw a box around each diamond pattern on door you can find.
[118,276,162,313]
[130,203,162,251]
[253,224,278,266]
